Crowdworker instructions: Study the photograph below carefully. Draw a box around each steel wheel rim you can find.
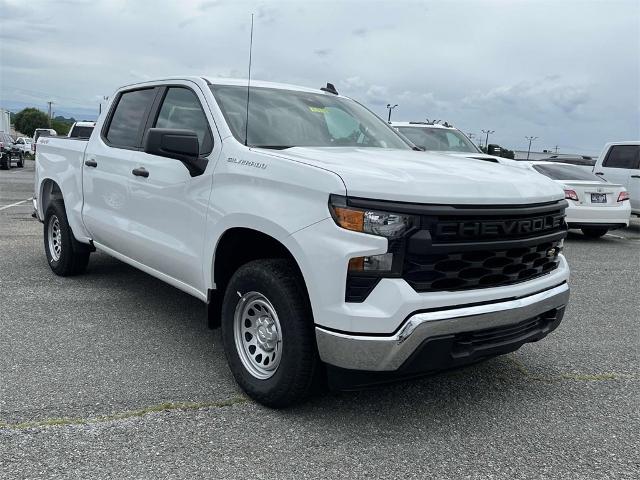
[47,215,62,261]
[233,291,283,379]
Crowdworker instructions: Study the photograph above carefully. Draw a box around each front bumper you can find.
[316,282,569,374]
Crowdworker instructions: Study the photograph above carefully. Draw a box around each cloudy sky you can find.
[1,0,638,154]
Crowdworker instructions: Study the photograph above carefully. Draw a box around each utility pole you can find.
[554,145,559,154]
[47,101,54,127]
[481,129,495,148]
[525,136,539,160]
[99,95,109,116]
[386,103,398,123]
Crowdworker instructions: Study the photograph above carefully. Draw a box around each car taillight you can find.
[564,189,579,201]
[617,191,630,202]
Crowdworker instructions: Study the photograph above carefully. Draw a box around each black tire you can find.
[581,227,608,238]
[44,200,91,276]
[221,259,320,408]
[1,154,10,170]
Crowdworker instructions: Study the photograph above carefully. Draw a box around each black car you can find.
[0,133,25,169]
[541,155,596,167]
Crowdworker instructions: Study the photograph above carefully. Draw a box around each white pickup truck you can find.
[35,77,571,407]
[593,141,640,216]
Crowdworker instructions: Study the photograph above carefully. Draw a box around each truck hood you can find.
[274,147,564,205]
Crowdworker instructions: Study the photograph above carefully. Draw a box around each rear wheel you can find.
[44,200,91,276]
[581,227,608,238]
[221,259,320,408]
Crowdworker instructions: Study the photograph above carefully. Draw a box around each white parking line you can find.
[0,197,33,211]
[605,233,624,239]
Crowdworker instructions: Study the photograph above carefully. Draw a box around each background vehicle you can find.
[35,77,570,407]
[33,128,57,154]
[15,136,33,157]
[67,121,96,138]
[391,121,508,164]
[517,161,631,238]
[593,142,640,216]
[542,155,596,170]
[0,132,25,169]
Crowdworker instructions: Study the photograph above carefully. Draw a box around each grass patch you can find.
[0,396,249,431]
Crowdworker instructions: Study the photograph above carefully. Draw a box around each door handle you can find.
[84,159,97,167]
[631,175,640,179]
[132,167,149,178]
[594,172,604,175]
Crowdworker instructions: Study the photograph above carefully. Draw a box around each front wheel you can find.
[221,259,320,408]
[581,227,608,238]
[44,200,91,276]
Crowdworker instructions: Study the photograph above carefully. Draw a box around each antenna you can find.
[244,13,254,147]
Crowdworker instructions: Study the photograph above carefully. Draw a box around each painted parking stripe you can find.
[0,198,33,211]
[605,233,625,239]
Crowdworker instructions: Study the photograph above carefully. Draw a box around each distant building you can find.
[0,108,10,133]
[513,150,598,161]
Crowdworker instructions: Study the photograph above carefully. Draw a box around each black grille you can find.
[342,197,567,301]
[404,240,562,291]
[403,200,567,293]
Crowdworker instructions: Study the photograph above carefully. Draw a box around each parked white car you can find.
[14,136,33,155]
[35,77,571,406]
[67,121,96,138]
[593,142,639,216]
[517,161,631,238]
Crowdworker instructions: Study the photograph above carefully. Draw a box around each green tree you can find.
[51,119,71,136]
[13,108,50,137]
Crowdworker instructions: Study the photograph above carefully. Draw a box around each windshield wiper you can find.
[252,145,294,150]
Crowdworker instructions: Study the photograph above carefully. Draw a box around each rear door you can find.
[124,83,220,292]
[82,86,159,254]
[595,145,640,211]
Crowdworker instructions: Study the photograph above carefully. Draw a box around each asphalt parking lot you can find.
[1,161,639,479]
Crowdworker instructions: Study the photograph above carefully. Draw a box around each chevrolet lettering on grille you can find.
[435,214,565,239]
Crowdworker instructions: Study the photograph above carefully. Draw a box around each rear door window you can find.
[105,88,157,148]
[603,145,640,169]
[154,87,213,155]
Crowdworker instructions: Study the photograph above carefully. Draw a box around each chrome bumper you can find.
[316,283,570,371]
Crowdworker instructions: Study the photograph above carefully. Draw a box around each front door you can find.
[125,84,220,292]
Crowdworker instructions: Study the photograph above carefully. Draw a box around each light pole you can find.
[525,136,538,160]
[386,104,398,123]
[482,129,495,149]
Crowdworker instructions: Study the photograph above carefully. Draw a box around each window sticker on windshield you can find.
[309,106,327,113]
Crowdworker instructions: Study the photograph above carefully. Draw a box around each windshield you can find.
[210,85,410,150]
[533,164,605,182]
[395,126,479,153]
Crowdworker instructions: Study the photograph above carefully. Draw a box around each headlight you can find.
[329,198,416,239]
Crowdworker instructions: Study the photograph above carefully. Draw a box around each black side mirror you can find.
[144,128,207,176]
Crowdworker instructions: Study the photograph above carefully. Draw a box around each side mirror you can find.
[144,128,206,176]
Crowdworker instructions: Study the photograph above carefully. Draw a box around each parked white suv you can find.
[593,142,640,216]
[391,121,508,164]
[35,77,570,407]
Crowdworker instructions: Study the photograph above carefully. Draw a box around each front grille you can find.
[404,240,562,291]
[403,200,567,293]
[342,197,567,301]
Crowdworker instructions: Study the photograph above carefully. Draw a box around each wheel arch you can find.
[208,226,312,328]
